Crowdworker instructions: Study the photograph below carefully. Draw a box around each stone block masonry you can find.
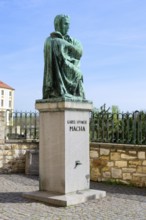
[0,141,146,187]
[0,142,39,173]
[90,143,146,187]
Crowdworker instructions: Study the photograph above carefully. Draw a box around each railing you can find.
[6,110,146,144]
[90,111,146,145]
[6,111,39,140]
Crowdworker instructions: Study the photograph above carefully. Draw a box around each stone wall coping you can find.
[5,140,39,144]
[2,141,146,150]
[90,142,146,150]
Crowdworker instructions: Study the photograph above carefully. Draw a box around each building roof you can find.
[0,81,15,90]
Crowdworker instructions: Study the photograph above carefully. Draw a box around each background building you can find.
[0,81,15,125]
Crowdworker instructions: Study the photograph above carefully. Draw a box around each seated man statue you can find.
[42,14,85,100]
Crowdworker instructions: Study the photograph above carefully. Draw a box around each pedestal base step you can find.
[23,189,106,207]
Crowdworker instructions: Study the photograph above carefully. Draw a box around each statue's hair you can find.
[54,14,70,31]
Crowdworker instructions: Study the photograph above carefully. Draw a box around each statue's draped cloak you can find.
[43,32,85,99]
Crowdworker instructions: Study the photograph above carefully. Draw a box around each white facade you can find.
[0,88,14,111]
[0,81,15,125]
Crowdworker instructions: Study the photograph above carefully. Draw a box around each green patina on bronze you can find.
[42,14,85,100]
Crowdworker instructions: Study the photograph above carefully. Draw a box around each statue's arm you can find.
[71,38,83,57]
[67,39,82,59]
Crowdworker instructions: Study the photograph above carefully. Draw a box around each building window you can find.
[1,100,4,107]
[9,91,12,96]
[9,100,12,108]
[1,90,4,96]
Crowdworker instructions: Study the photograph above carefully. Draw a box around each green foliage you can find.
[90,104,146,145]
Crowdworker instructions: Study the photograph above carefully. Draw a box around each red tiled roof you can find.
[0,81,15,90]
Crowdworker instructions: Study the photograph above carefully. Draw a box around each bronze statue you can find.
[42,15,85,100]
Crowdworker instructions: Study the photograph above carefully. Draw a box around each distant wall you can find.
[90,143,146,187]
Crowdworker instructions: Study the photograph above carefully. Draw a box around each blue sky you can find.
[0,0,146,112]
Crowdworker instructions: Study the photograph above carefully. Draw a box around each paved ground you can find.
[0,175,146,220]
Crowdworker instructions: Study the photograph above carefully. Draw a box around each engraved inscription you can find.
[67,120,87,131]
[69,126,85,131]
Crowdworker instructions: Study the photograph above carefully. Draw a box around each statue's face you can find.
[60,17,70,36]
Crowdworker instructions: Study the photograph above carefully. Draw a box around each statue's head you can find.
[54,14,70,36]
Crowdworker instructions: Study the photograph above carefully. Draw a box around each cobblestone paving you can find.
[0,174,146,220]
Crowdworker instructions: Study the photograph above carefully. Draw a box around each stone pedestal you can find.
[25,150,39,175]
[23,100,106,206]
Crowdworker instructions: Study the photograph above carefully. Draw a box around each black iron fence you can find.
[6,111,39,140]
[5,110,146,144]
[90,111,146,145]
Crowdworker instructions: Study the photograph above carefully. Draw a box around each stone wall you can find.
[0,141,39,173]
[0,110,39,173]
[90,143,146,187]
[0,141,146,187]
